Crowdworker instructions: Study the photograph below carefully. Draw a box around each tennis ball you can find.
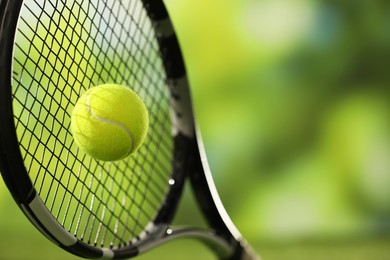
[71,84,149,161]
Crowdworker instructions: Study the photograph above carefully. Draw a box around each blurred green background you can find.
[1,0,390,259]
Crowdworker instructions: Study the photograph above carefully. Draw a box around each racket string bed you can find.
[10,0,172,250]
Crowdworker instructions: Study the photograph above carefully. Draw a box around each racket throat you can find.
[134,223,234,259]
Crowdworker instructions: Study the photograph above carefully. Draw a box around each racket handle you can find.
[239,240,262,260]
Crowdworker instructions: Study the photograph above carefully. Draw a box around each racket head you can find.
[0,0,194,258]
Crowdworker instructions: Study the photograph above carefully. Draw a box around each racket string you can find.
[12,0,174,248]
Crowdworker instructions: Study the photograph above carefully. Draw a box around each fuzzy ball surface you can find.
[71,84,149,161]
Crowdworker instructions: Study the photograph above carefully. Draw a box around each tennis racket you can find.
[0,0,260,259]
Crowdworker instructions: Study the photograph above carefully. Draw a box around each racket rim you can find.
[0,0,36,203]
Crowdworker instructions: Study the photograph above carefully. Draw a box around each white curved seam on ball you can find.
[86,91,135,155]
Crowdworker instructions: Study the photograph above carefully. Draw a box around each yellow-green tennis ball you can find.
[71,84,149,161]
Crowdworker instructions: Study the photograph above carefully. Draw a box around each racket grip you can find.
[239,240,262,260]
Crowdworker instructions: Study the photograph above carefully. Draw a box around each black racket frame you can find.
[0,0,249,259]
